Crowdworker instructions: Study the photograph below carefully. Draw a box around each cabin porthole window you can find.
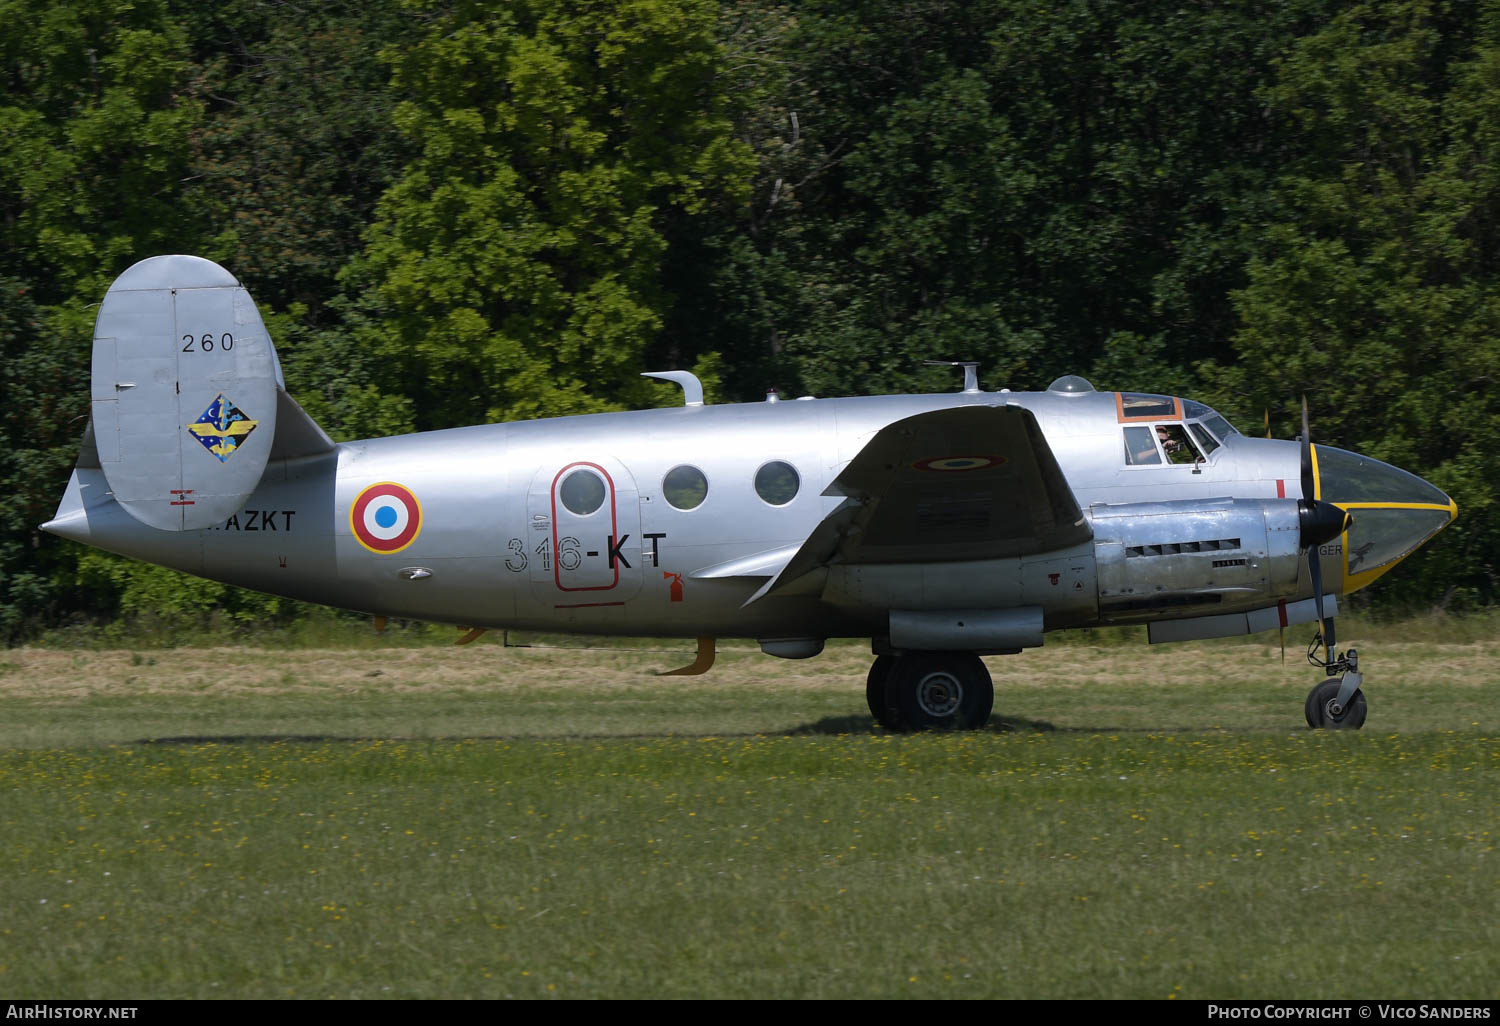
[754,461,800,506]
[559,469,607,516]
[663,465,708,510]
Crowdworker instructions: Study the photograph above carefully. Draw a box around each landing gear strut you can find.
[1295,398,1366,730]
[867,651,993,731]
[1305,628,1366,730]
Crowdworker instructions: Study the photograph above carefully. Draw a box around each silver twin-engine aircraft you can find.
[44,256,1459,731]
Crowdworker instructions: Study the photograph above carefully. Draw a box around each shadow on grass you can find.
[793,716,1306,735]
[135,713,1067,746]
[790,713,1061,735]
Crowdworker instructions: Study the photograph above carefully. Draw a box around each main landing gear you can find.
[866,651,994,731]
[1304,628,1366,730]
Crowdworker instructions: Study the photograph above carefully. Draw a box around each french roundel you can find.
[913,455,1006,472]
[351,482,423,554]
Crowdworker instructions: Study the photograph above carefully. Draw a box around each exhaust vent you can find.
[1126,538,1240,557]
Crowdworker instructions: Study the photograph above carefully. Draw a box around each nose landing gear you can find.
[1305,629,1366,730]
[1305,675,1368,729]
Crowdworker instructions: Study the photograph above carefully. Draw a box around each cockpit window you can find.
[1157,424,1202,465]
[1123,426,1162,465]
[1203,413,1238,439]
[1188,423,1220,456]
[1181,400,1240,438]
[1118,393,1178,420]
[1124,424,1204,466]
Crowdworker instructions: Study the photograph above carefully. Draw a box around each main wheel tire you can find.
[866,655,898,729]
[886,652,993,731]
[1304,678,1368,730]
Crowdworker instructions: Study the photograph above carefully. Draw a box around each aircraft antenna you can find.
[641,370,705,407]
[923,360,981,393]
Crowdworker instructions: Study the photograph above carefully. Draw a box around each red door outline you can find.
[550,461,620,592]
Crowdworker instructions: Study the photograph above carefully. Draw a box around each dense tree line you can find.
[2,0,1496,638]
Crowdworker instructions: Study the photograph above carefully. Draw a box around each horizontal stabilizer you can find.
[91,255,280,530]
[268,387,336,461]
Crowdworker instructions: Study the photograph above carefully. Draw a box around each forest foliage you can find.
[3,0,1498,638]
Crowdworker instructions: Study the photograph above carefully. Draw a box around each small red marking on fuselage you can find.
[1048,573,1060,586]
[553,601,626,609]
[170,488,195,506]
[665,571,684,602]
[1276,479,1285,498]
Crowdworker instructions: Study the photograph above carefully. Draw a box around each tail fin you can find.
[89,255,325,531]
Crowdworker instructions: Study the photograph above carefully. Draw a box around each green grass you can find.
[0,633,1495,999]
[1,734,1494,999]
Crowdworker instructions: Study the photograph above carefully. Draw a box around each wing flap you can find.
[689,543,801,580]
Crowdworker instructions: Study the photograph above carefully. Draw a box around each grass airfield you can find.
[0,625,1495,999]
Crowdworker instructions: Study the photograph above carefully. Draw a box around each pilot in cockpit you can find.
[1126,426,1162,465]
[1157,425,1200,464]
[1127,424,1199,466]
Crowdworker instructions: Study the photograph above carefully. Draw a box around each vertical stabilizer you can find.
[91,255,279,531]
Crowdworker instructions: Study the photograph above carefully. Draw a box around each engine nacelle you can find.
[1090,498,1302,623]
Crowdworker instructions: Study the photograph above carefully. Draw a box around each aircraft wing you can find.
[747,404,1090,603]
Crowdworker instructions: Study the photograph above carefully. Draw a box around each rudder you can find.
[91,255,279,530]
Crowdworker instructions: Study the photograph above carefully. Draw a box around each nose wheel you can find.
[1304,677,1368,729]
[1305,633,1366,730]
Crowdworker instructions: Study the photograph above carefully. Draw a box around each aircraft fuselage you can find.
[50,385,1434,648]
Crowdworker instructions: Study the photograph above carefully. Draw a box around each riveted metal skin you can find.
[1090,498,1302,623]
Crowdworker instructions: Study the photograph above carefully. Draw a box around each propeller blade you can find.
[1300,396,1315,501]
[1309,541,1326,638]
[1295,396,1350,666]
